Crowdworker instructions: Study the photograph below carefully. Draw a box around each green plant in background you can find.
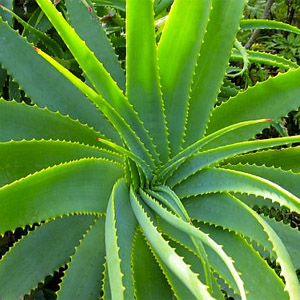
[1,0,300,299]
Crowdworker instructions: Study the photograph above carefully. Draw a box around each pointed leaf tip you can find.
[33,46,40,52]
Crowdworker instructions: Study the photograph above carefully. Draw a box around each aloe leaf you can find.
[0,0,12,25]
[263,216,300,270]
[126,0,169,163]
[92,0,125,10]
[240,19,300,35]
[0,99,103,146]
[0,4,63,57]
[58,217,106,300]
[158,0,212,155]
[139,190,246,300]
[184,0,245,146]
[130,188,214,300]
[205,67,300,148]
[0,158,123,233]
[65,0,125,90]
[175,167,300,214]
[36,0,158,161]
[230,49,298,70]
[103,262,112,300]
[35,48,155,169]
[0,19,118,142]
[226,146,300,173]
[132,229,173,300]
[168,135,300,186]
[223,163,300,198]
[0,140,123,187]
[105,180,137,300]
[0,215,96,300]
[157,119,271,183]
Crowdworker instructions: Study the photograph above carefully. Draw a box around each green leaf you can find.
[168,135,300,186]
[226,146,300,173]
[230,49,298,70]
[158,0,212,155]
[36,0,158,161]
[58,217,106,300]
[0,19,118,142]
[0,0,13,25]
[0,158,123,233]
[205,67,300,148]
[184,0,245,146]
[0,99,103,146]
[222,163,300,198]
[0,215,96,300]
[65,0,125,90]
[240,19,300,35]
[174,167,300,214]
[139,190,246,300]
[0,140,123,187]
[92,0,125,10]
[105,180,137,300]
[126,0,169,163]
[132,229,173,300]
[130,188,214,300]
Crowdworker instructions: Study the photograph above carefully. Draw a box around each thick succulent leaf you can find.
[226,146,300,173]
[175,167,300,214]
[58,217,106,300]
[0,158,123,233]
[65,0,125,90]
[158,0,212,155]
[0,215,95,300]
[105,180,137,300]
[240,19,300,34]
[35,48,155,169]
[168,135,300,186]
[132,229,173,300]
[140,190,246,300]
[130,189,214,300]
[184,0,245,146]
[0,140,123,187]
[223,163,300,198]
[0,18,118,141]
[206,67,300,147]
[36,0,158,162]
[263,216,300,269]
[167,240,225,300]
[0,99,103,146]
[0,0,13,25]
[92,0,125,10]
[230,49,298,70]
[157,119,271,183]
[126,0,169,163]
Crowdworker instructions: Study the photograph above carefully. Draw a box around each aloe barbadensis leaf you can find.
[0,0,13,25]
[240,19,300,35]
[35,0,159,162]
[175,167,300,214]
[65,0,125,90]
[35,48,155,169]
[168,135,300,186]
[140,190,246,300]
[126,0,169,163]
[0,158,123,233]
[105,180,137,300]
[158,0,212,155]
[92,0,126,10]
[205,67,300,148]
[157,119,271,183]
[226,146,300,173]
[230,49,298,70]
[223,163,300,198]
[0,140,123,187]
[130,188,215,300]
[57,217,106,300]
[0,215,96,300]
[0,19,119,142]
[132,229,173,300]
[184,0,245,146]
[0,99,103,146]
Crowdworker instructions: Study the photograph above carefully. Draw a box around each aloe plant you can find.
[0,0,300,299]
